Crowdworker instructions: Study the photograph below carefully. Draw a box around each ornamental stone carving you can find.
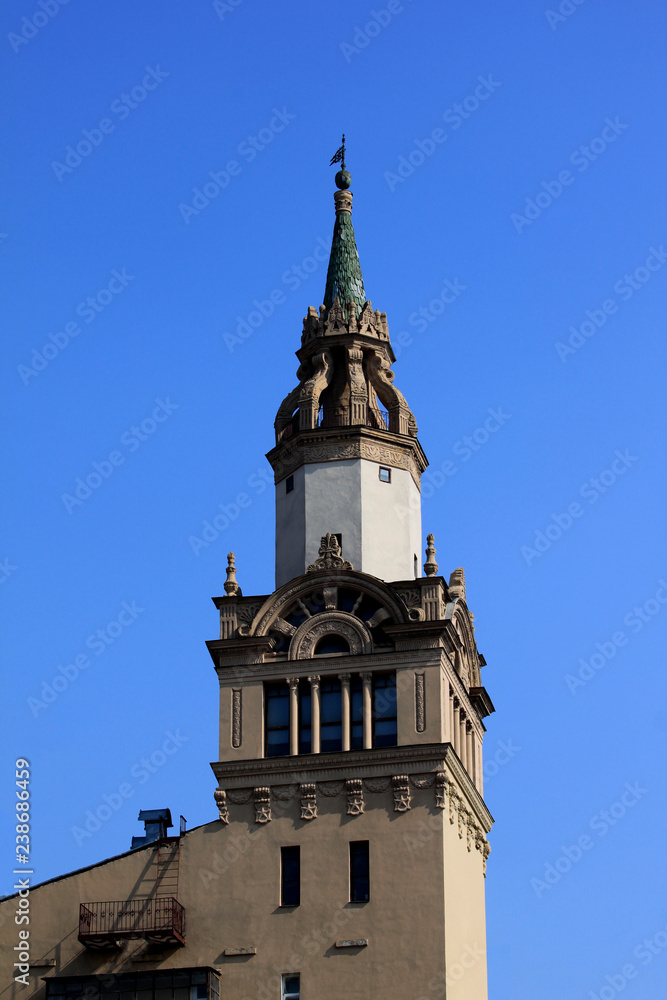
[307,533,353,572]
[415,672,426,733]
[346,778,364,816]
[300,783,317,821]
[288,612,372,660]
[392,775,411,812]
[254,787,272,824]
[214,788,229,825]
[231,689,242,749]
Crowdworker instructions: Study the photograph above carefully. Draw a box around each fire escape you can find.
[79,809,185,948]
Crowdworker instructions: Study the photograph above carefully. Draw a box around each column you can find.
[361,672,373,749]
[459,712,468,769]
[466,724,474,779]
[340,673,351,751]
[449,687,455,744]
[308,675,321,754]
[453,699,460,756]
[287,677,299,756]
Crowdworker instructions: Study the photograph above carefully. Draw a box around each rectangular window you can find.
[350,840,370,902]
[373,673,397,748]
[379,466,391,483]
[46,971,219,1000]
[350,675,363,750]
[265,682,290,757]
[298,680,311,754]
[281,846,300,906]
[320,677,342,752]
[281,976,300,1000]
[286,475,294,493]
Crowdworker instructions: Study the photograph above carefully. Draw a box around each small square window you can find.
[286,475,294,493]
[282,975,300,1000]
[379,466,391,483]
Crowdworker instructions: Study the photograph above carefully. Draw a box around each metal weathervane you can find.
[330,134,346,169]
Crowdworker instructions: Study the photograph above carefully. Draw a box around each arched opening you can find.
[313,634,350,656]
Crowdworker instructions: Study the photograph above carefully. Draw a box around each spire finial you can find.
[224,552,240,597]
[424,534,439,577]
[330,133,351,190]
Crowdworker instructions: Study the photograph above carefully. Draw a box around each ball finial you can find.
[335,169,351,190]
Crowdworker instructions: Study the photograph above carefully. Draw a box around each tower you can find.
[209,158,495,998]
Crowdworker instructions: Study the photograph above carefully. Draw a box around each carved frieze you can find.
[231,689,242,749]
[300,783,317,820]
[392,774,412,812]
[415,672,426,733]
[346,778,364,816]
[254,787,272,824]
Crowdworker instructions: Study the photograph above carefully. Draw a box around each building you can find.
[1,158,495,1000]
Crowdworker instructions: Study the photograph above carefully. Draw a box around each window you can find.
[286,475,294,493]
[350,841,370,902]
[350,675,363,750]
[265,682,290,757]
[281,846,300,906]
[46,971,219,1000]
[379,466,391,483]
[320,677,342,752]
[414,553,418,577]
[281,976,300,1000]
[373,673,397,747]
[298,680,311,754]
[313,634,350,655]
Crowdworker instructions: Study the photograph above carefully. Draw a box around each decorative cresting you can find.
[307,533,353,572]
[288,612,372,660]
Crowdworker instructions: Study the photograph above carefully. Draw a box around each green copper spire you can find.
[323,138,366,320]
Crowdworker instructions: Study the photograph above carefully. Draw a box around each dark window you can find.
[350,675,363,750]
[298,680,311,754]
[373,673,397,747]
[46,971,219,1000]
[281,846,300,906]
[265,682,289,757]
[379,466,391,483]
[414,553,418,577]
[282,976,300,1000]
[320,677,342,752]
[314,634,350,655]
[350,840,370,902]
[286,475,294,493]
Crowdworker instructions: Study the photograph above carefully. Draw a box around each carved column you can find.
[340,673,351,751]
[309,675,321,754]
[453,699,461,756]
[361,672,373,750]
[287,677,299,756]
[459,712,468,770]
[466,723,474,779]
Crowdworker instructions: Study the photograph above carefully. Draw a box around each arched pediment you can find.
[246,570,408,658]
[445,598,481,688]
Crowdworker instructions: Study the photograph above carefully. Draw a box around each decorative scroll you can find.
[318,780,345,797]
[254,787,272,824]
[346,778,364,816]
[300,783,317,821]
[214,788,229,825]
[392,775,411,812]
[226,788,253,805]
[415,672,426,733]
[363,776,392,793]
[232,689,242,748]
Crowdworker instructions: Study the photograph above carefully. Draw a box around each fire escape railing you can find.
[79,898,185,944]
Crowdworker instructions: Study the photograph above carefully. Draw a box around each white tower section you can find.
[267,184,428,589]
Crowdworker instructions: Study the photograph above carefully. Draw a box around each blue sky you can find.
[1,0,666,995]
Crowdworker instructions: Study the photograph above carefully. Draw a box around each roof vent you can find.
[131,808,173,848]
